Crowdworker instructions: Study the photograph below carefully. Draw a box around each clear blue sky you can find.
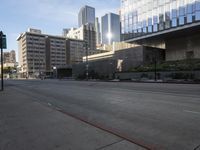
[0,0,120,60]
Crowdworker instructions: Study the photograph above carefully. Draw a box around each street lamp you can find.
[53,66,57,78]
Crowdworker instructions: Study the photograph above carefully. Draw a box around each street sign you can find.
[1,35,7,49]
[2,35,6,49]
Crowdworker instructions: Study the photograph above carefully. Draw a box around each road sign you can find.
[1,35,7,49]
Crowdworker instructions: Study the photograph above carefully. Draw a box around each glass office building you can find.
[101,13,121,45]
[78,5,95,27]
[120,0,200,41]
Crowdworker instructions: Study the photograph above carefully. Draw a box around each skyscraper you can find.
[95,17,101,45]
[78,5,95,27]
[101,13,120,45]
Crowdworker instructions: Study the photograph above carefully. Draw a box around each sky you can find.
[0,0,120,60]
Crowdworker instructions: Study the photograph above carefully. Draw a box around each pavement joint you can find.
[95,139,124,150]
[194,144,200,150]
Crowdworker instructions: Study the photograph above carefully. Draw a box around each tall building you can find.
[95,17,101,45]
[62,28,70,37]
[17,28,85,77]
[2,50,16,64]
[66,38,85,64]
[120,0,200,61]
[78,5,95,27]
[67,24,97,55]
[101,13,121,45]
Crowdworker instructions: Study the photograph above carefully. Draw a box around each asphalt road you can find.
[5,80,200,150]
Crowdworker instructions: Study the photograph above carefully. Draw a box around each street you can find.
[1,80,200,150]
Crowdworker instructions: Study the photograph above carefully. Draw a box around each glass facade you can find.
[101,13,121,45]
[78,5,95,27]
[120,0,200,41]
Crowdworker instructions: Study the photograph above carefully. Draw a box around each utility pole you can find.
[0,31,4,91]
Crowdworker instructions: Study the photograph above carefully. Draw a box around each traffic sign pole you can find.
[0,31,4,91]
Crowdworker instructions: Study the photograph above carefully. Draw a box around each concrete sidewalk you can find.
[0,88,145,150]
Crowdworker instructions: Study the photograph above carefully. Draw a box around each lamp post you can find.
[0,31,4,91]
[53,66,57,79]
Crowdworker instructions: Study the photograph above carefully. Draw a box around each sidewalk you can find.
[0,88,145,150]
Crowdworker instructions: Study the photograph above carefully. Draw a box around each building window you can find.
[172,18,177,27]
[195,11,200,21]
[196,1,200,11]
[153,24,158,32]
[148,26,152,33]
[187,14,193,23]
[172,9,177,18]
[179,16,185,25]
[187,4,193,14]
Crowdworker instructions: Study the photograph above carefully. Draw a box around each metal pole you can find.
[154,49,157,82]
[0,31,4,91]
[85,42,89,81]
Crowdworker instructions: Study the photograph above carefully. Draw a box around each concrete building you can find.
[95,17,101,45]
[120,0,200,61]
[66,24,97,55]
[2,50,16,64]
[78,5,95,27]
[74,42,164,79]
[46,35,67,74]
[17,29,86,78]
[66,38,85,64]
[62,28,70,37]
[101,13,120,45]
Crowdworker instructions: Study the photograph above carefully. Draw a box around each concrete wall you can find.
[115,71,200,80]
[73,46,165,79]
[143,47,165,64]
[166,33,200,61]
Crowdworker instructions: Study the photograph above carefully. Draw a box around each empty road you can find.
[4,80,200,150]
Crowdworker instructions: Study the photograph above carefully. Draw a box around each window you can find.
[172,18,177,27]
[148,18,152,26]
[195,11,200,20]
[187,4,193,14]
[172,9,177,18]
[179,7,185,16]
[196,1,200,11]
[153,16,158,24]
[153,24,158,32]
[179,16,185,25]
[187,14,193,23]
[143,27,147,33]
[148,25,152,33]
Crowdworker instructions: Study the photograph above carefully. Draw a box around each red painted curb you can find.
[56,108,162,150]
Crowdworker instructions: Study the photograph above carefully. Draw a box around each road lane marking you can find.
[47,103,52,106]
[184,110,200,115]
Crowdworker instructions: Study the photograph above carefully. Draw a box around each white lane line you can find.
[47,103,52,106]
[184,110,200,115]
